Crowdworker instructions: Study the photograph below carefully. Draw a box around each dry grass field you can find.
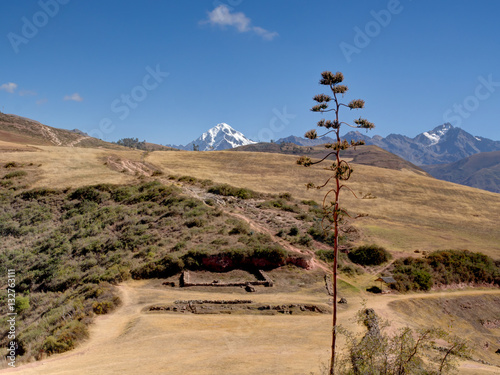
[1,280,498,375]
[2,146,497,257]
[148,150,500,258]
[1,141,499,374]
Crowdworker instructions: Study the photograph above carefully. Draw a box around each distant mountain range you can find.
[2,111,499,193]
[167,123,256,151]
[277,123,500,166]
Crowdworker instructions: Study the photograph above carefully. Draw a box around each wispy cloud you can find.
[64,93,83,102]
[202,5,278,41]
[19,89,37,96]
[36,98,48,105]
[0,82,18,93]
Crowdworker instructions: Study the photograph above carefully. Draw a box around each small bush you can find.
[366,286,382,293]
[228,221,250,235]
[316,249,335,263]
[132,255,183,278]
[348,244,391,266]
[184,218,205,228]
[3,170,27,179]
[15,295,30,313]
[288,226,299,236]
[208,184,257,199]
[4,161,19,168]
[278,192,292,200]
[178,176,197,184]
[297,234,312,247]
[19,188,59,200]
[301,199,318,206]
[68,186,106,203]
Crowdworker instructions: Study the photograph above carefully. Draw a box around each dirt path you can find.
[67,136,90,147]
[38,124,62,146]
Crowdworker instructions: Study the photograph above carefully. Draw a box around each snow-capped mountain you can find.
[277,123,500,165]
[170,123,256,151]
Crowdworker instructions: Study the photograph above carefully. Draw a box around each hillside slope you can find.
[1,144,498,257]
[0,113,123,149]
[232,143,428,174]
[423,150,500,193]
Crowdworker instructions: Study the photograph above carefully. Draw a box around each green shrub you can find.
[340,264,363,276]
[178,175,197,184]
[4,161,19,168]
[171,241,187,251]
[68,186,106,203]
[348,244,391,266]
[259,199,301,213]
[301,199,318,206]
[42,320,88,355]
[208,184,257,199]
[278,192,292,200]
[132,255,183,278]
[19,188,59,200]
[15,295,30,313]
[392,250,500,292]
[3,170,27,179]
[317,249,335,263]
[93,301,115,314]
[253,246,287,265]
[228,221,250,235]
[392,258,434,292]
[288,226,299,236]
[184,218,205,228]
[297,234,313,247]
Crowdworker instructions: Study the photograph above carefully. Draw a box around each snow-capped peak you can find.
[190,123,256,151]
[422,123,453,146]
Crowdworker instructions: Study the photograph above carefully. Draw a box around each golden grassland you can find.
[148,150,500,258]
[2,281,498,375]
[1,145,499,257]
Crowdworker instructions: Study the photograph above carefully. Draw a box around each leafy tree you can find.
[115,137,147,150]
[297,71,374,374]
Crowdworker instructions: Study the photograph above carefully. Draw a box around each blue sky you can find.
[1,0,500,145]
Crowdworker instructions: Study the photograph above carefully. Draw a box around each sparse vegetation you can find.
[337,309,470,374]
[0,175,297,364]
[348,244,391,266]
[114,137,147,150]
[391,250,500,292]
[208,183,258,199]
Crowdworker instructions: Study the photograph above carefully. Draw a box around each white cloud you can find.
[202,5,278,41]
[0,82,18,93]
[64,93,83,102]
[19,90,37,96]
[252,26,279,41]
